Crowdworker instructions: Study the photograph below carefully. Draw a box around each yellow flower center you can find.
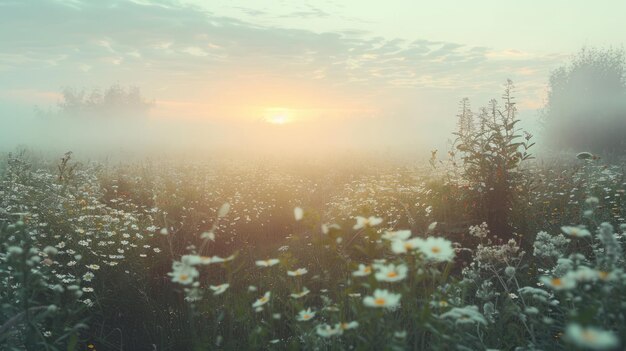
[387,271,399,278]
[180,274,189,281]
[431,246,441,254]
[374,298,386,306]
[260,297,268,303]
[551,278,562,286]
[303,314,311,320]
[364,266,371,273]
[582,330,597,342]
[598,271,609,280]
[404,243,413,250]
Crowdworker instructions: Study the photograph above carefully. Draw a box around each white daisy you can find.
[290,287,310,299]
[296,308,316,321]
[572,266,598,282]
[82,271,95,282]
[597,269,618,282]
[352,264,373,277]
[417,237,455,262]
[374,263,408,283]
[316,324,343,338]
[382,230,412,241]
[353,216,383,230]
[209,283,230,295]
[391,237,424,254]
[539,274,577,291]
[252,291,271,308]
[561,226,591,238]
[182,255,203,266]
[168,262,198,285]
[287,268,308,277]
[256,258,280,267]
[363,289,401,309]
[565,324,619,350]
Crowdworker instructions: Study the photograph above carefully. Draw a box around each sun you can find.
[268,114,289,125]
[264,108,293,125]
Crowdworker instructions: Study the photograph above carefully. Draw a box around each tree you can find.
[58,84,154,118]
[542,47,626,157]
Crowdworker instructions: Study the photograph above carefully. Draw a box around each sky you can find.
[0,0,624,156]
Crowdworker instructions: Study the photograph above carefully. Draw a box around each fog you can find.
[0,83,465,161]
[541,47,626,156]
[0,108,455,162]
[1,0,623,163]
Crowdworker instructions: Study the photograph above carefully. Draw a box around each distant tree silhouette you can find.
[58,84,153,118]
[542,47,626,157]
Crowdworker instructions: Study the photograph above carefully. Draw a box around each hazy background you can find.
[1,0,625,159]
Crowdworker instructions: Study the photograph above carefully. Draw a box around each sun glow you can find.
[264,108,293,125]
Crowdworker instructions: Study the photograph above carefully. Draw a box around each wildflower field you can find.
[1,146,625,350]
[3,0,626,348]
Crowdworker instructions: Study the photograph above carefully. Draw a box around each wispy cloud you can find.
[0,0,565,118]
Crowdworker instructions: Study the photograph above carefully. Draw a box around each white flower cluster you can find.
[533,231,570,260]
[473,239,522,268]
[469,222,489,239]
[168,252,234,302]
[385,229,455,262]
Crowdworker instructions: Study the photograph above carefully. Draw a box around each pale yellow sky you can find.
[0,0,624,153]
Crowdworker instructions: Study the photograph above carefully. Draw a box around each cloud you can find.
[278,6,332,19]
[0,0,564,122]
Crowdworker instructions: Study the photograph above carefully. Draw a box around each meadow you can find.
[0,145,624,350]
[2,0,625,349]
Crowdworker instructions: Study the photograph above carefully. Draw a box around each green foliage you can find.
[448,80,535,241]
